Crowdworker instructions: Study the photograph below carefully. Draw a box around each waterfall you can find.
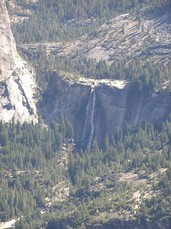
[81,87,96,149]
[87,88,96,149]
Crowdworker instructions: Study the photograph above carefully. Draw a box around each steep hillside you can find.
[0,1,171,229]
[0,0,38,123]
[19,6,171,65]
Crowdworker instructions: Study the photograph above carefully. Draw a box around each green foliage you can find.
[11,0,171,92]
[12,0,170,43]
[2,0,171,227]
[1,117,171,228]
[0,119,73,223]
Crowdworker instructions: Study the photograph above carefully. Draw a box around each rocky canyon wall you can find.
[40,73,171,148]
[0,0,38,123]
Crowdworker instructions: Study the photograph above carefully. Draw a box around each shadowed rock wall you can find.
[40,73,171,148]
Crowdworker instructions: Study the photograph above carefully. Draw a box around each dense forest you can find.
[0,118,171,228]
[0,119,73,228]
[11,0,170,43]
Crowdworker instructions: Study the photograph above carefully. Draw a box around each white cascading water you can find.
[81,87,96,149]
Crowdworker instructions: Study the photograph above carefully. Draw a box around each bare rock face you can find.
[40,72,171,148]
[0,0,38,123]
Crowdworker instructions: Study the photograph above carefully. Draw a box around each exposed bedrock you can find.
[40,73,171,148]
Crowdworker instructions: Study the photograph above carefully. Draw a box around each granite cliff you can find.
[40,72,171,148]
[0,0,38,123]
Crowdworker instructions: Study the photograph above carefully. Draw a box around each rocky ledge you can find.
[40,72,171,148]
